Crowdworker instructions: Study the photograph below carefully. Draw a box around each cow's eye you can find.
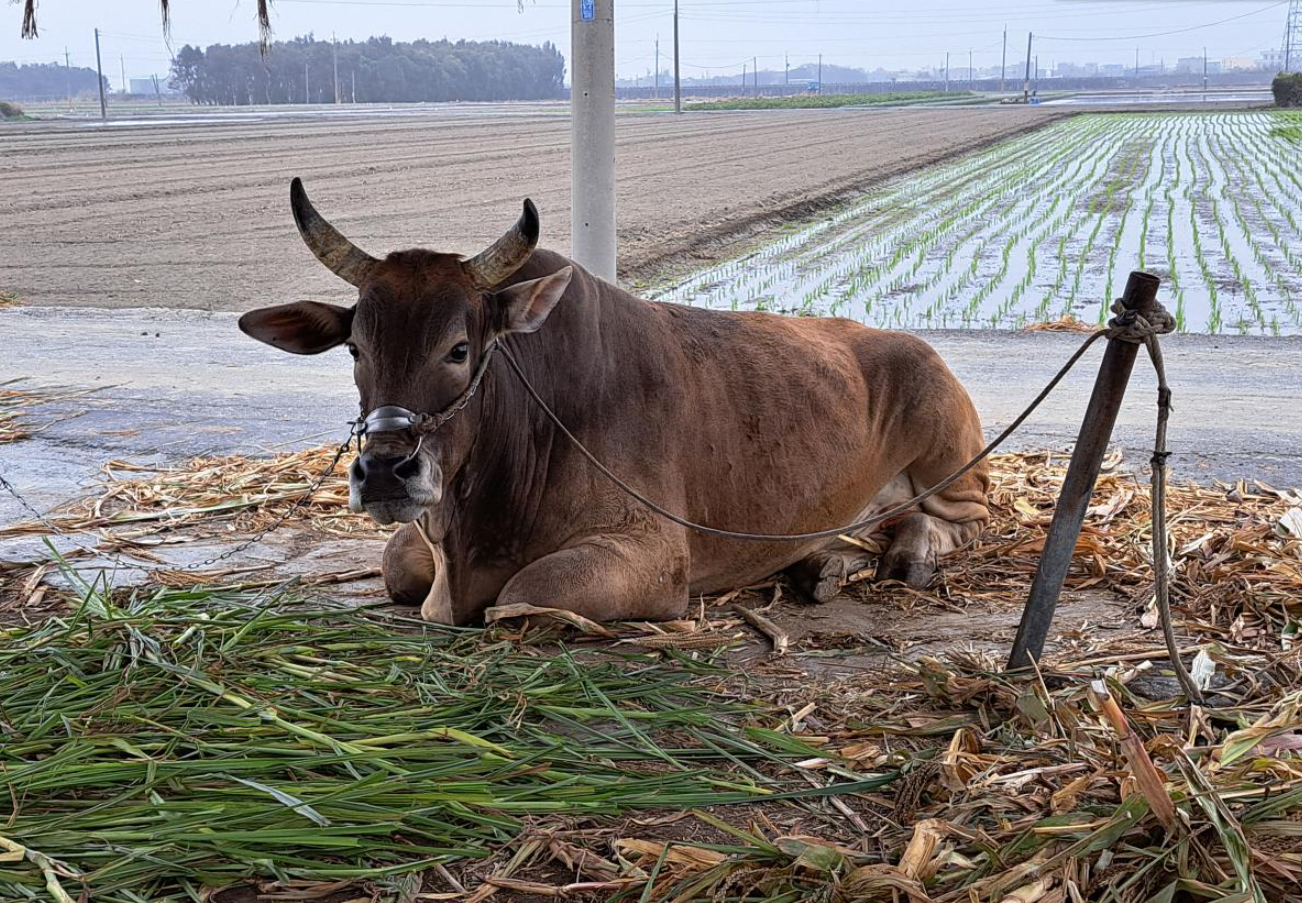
[346,343,359,360]
[447,342,469,364]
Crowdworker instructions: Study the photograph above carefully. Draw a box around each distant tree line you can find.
[1,61,106,101]
[169,36,565,106]
[1277,73,1302,108]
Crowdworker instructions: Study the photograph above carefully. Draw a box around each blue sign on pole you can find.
[580,0,595,21]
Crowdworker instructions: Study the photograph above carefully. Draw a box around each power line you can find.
[1038,0,1290,42]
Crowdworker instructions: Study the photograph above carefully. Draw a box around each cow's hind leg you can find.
[878,459,989,589]
[495,534,689,622]
[381,523,436,606]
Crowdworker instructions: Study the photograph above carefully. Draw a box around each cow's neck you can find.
[424,256,609,615]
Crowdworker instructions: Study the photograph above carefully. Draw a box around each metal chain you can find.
[0,433,355,576]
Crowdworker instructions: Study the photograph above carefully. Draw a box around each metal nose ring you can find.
[362,405,421,435]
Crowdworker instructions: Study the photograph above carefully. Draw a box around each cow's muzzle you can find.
[349,407,441,525]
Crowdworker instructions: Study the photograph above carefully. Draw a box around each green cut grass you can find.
[0,584,892,902]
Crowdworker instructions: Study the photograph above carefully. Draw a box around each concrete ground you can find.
[2,305,1298,528]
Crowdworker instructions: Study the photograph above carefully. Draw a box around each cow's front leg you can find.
[381,523,434,606]
[381,522,455,624]
[494,534,689,622]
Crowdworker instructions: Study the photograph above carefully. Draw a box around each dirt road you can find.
[0,106,1056,311]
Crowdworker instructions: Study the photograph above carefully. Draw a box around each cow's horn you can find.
[461,199,540,289]
[289,177,378,287]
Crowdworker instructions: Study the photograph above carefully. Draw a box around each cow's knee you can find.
[382,523,436,606]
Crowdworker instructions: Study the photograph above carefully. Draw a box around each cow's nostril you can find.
[350,457,367,482]
[393,454,422,480]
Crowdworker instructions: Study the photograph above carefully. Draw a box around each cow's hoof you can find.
[877,554,936,589]
[788,553,851,604]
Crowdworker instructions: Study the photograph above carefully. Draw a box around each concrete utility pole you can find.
[1001,26,1006,92]
[352,69,357,103]
[742,61,746,93]
[1203,46,1208,93]
[753,55,757,92]
[333,33,340,104]
[1135,46,1140,78]
[305,60,310,104]
[969,48,973,87]
[654,34,659,98]
[784,52,789,85]
[64,47,71,108]
[944,51,949,92]
[817,53,822,92]
[120,55,126,95]
[673,0,681,113]
[1024,32,1033,103]
[571,0,617,283]
[93,28,107,121]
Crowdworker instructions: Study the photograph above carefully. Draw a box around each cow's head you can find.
[239,179,571,526]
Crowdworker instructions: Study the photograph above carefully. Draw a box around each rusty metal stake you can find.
[1008,271,1162,669]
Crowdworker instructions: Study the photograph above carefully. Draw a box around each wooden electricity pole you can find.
[673,0,681,113]
[94,28,107,120]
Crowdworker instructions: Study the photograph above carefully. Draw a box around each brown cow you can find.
[239,179,990,624]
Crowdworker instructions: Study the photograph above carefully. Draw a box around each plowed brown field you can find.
[0,106,1058,311]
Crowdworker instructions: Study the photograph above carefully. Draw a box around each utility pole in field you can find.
[654,34,659,98]
[673,0,681,113]
[571,0,617,282]
[944,52,949,92]
[969,48,973,87]
[817,53,822,93]
[120,55,126,95]
[1135,46,1140,78]
[93,28,107,120]
[1001,26,1007,92]
[305,60,310,104]
[742,62,746,93]
[64,47,71,107]
[753,55,757,93]
[784,53,789,86]
[333,33,340,104]
[1286,0,1302,71]
[1203,46,1208,93]
[1024,32,1033,103]
[352,69,357,103]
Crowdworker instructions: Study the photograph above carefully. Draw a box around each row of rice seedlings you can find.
[883,117,1119,327]
[1207,119,1295,334]
[1060,123,1149,321]
[1221,115,1302,332]
[1189,124,1269,334]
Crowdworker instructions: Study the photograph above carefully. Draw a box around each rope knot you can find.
[1106,298,1176,344]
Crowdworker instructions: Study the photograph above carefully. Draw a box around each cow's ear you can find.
[238,301,354,355]
[491,267,572,336]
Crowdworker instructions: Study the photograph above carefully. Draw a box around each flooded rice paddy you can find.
[656,112,1302,334]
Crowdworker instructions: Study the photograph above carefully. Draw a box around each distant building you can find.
[1174,57,1202,74]
[1056,61,1098,78]
[1221,56,1259,72]
[1099,63,1126,78]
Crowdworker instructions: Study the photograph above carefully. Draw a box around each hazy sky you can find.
[3,0,1292,85]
